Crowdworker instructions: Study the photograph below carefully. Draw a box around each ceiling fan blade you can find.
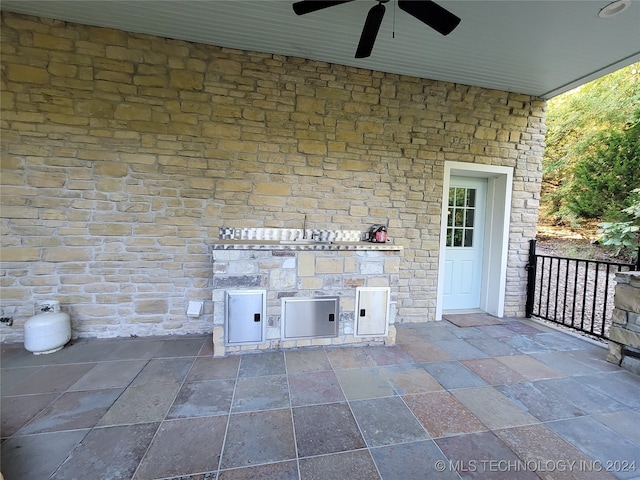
[398,0,461,35]
[292,0,355,15]
[355,3,386,58]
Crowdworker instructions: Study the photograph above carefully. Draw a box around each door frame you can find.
[436,162,513,320]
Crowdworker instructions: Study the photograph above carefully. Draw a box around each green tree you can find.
[543,63,640,222]
[567,116,640,221]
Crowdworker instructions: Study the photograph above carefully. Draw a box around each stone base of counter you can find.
[211,246,401,357]
[212,324,397,357]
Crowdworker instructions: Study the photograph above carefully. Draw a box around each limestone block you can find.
[270,269,296,290]
[361,262,384,275]
[316,258,343,274]
[609,325,640,349]
[299,277,323,290]
[210,58,242,75]
[344,258,358,273]
[621,355,640,375]
[356,120,384,134]
[611,308,628,326]
[248,195,286,207]
[49,113,90,126]
[606,342,622,365]
[33,32,73,50]
[0,288,30,300]
[94,162,128,177]
[212,326,225,357]
[169,70,204,90]
[120,153,156,165]
[106,45,143,62]
[88,224,131,236]
[42,247,91,262]
[73,304,118,317]
[228,260,259,275]
[614,284,640,314]
[344,277,365,288]
[614,272,631,284]
[385,325,397,345]
[6,64,49,84]
[316,87,351,101]
[135,299,168,315]
[282,258,296,269]
[297,256,317,280]
[76,100,115,120]
[628,312,640,330]
[114,104,152,121]
[0,248,40,262]
[254,183,291,196]
[133,75,167,87]
[366,277,390,288]
[213,275,264,288]
[384,257,401,274]
[298,140,326,155]
[94,57,134,73]
[186,177,215,190]
[27,171,66,188]
[349,205,369,217]
[48,62,78,78]
[337,159,370,172]
[297,96,326,114]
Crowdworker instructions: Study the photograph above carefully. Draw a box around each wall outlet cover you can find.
[187,301,203,317]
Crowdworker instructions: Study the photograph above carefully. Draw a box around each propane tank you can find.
[24,301,71,355]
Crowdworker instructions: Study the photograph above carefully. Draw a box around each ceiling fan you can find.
[292,0,461,59]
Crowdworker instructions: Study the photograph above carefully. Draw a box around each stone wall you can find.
[607,271,640,374]
[0,12,545,342]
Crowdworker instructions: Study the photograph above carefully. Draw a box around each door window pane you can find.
[446,187,476,248]
[466,189,476,207]
[453,229,463,247]
[464,230,473,247]
[465,210,474,228]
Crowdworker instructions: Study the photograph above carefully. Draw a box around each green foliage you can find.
[597,189,640,258]
[597,222,639,257]
[567,117,640,220]
[542,63,640,221]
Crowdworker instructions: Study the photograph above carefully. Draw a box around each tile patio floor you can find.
[1,317,640,480]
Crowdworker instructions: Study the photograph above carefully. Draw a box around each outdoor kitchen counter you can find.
[209,240,403,251]
[209,238,402,356]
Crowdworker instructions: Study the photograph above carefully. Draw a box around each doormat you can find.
[443,313,503,328]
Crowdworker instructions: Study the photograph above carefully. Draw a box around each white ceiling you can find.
[2,0,639,99]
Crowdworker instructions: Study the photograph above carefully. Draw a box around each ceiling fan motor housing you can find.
[292,0,461,58]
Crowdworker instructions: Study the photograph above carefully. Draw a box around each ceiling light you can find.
[598,0,631,18]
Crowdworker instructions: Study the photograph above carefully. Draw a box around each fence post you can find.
[525,239,537,318]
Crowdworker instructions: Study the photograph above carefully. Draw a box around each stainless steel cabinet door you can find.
[225,290,266,345]
[355,287,390,336]
[281,297,339,339]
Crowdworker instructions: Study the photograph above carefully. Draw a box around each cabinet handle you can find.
[360,309,366,317]
[254,313,261,322]
[328,314,335,322]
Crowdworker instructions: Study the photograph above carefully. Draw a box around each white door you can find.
[442,177,486,310]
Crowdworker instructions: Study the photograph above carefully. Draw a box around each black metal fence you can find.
[526,240,639,340]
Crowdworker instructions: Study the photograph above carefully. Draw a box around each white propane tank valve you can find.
[23,301,71,355]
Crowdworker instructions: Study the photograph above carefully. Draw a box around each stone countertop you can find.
[209,240,403,251]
